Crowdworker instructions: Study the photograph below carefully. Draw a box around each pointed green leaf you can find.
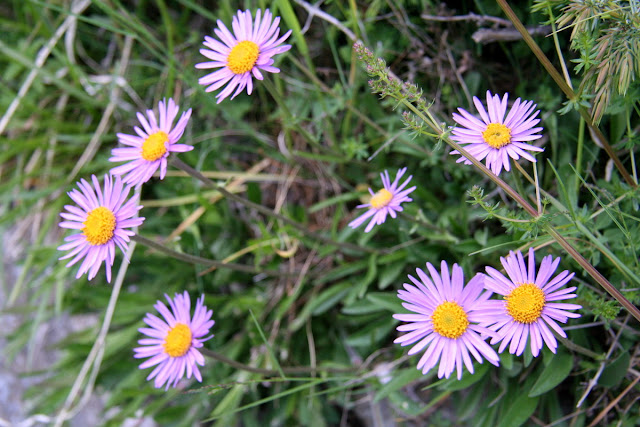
[600,352,630,387]
[529,353,573,397]
[498,393,539,427]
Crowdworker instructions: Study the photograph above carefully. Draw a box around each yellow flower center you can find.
[227,40,260,75]
[370,189,393,209]
[82,206,116,246]
[482,123,512,149]
[164,323,192,357]
[506,283,546,324]
[431,301,469,339]
[141,131,169,161]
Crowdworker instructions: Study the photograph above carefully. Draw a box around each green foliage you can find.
[536,0,640,123]
[3,0,640,426]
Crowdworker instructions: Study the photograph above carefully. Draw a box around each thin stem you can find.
[132,234,301,277]
[170,157,382,255]
[533,162,542,213]
[496,0,636,188]
[545,2,573,90]
[513,162,542,213]
[490,213,532,224]
[556,336,603,360]
[576,118,585,182]
[627,106,638,185]
[201,349,357,376]
[544,225,640,323]
[250,310,286,378]
[503,162,640,317]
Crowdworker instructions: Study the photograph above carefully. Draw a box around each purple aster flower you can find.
[196,9,292,103]
[57,174,144,282]
[450,91,544,175]
[348,168,416,233]
[394,261,500,380]
[109,98,192,187]
[481,248,582,357]
[134,292,214,390]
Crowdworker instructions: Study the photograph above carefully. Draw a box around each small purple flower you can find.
[482,248,582,357]
[109,98,192,187]
[196,9,292,103]
[57,174,144,282]
[348,168,416,233]
[394,261,500,380]
[450,91,544,175]
[134,292,214,390]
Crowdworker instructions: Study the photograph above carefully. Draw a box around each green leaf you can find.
[289,282,352,332]
[600,352,630,387]
[274,0,311,68]
[498,393,539,427]
[501,352,514,371]
[529,353,573,397]
[366,292,404,313]
[311,283,352,315]
[387,389,451,417]
[357,253,378,298]
[378,261,405,289]
[374,367,424,403]
[442,361,490,391]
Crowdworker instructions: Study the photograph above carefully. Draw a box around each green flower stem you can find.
[170,157,382,255]
[201,348,357,375]
[515,163,640,287]
[544,225,640,323]
[131,234,301,277]
[532,162,541,212]
[512,161,541,214]
[491,213,532,224]
[626,107,638,184]
[545,2,573,90]
[571,222,640,287]
[576,118,585,180]
[155,0,175,96]
[510,163,529,207]
[556,336,602,360]
[496,0,636,188]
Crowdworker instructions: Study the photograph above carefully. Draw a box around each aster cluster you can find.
[54,5,587,397]
[55,8,293,390]
[57,97,194,282]
[58,8,292,280]
[394,248,581,380]
[351,46,584,380]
